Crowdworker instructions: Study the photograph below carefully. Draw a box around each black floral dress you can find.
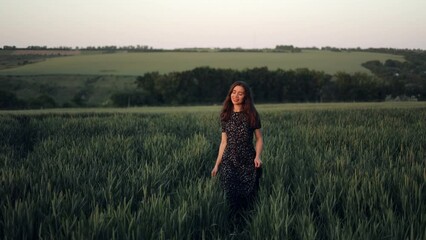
[219,111,261,213]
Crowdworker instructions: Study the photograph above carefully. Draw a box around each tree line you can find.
[3,45,424,53]
[362,51,426,99]
[0,91,57,109]
[1,64,423,109]
[110,64,424,107]
[109,49,425,107]
[1,48,424,109]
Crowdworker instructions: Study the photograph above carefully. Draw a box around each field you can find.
[0,75,137,107]
[0,50,405,76]
[1,103,425,239]
[0,50,408,108]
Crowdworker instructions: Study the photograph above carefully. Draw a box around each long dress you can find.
[219,111,262,214]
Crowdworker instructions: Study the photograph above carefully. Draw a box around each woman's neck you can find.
[233,105,243,112]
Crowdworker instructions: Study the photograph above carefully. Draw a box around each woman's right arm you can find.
[211,132,227,177]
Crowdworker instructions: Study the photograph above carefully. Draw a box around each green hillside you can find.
[0,50,405,75]
[0,75,136,107]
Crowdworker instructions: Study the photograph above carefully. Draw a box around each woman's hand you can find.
[211,165,219,177]
[254,157,262,168]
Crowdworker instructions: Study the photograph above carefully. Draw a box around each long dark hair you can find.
[220,81,259,128]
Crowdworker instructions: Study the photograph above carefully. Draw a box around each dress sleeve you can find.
[221,120,226,132]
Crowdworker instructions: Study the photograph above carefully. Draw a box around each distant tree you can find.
[275,45,294,51]
[28,94,57,109]
[72,91,89,106]
[274,45,302,52]
[0,90,25,109]
[110,90,157,107]
[27,46,47,50]
[135,72,164,103]
[3,45,17,50]
[177,67,235,104]
[136,72,160,92]
[319,79,338,102]
[238,67,272,102]
[333,72,384,101]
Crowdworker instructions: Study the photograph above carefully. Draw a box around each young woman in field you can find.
[211,81,263,221]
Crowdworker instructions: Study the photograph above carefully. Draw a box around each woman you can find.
[211,81,263,219]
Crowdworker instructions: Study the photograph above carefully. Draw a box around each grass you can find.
[1,102,425,115]
[0,50,405,76]
[1,103,425,239]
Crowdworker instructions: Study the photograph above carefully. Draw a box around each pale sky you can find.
[1,0,425,49]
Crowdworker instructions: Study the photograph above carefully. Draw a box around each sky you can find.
[1,0,425,50]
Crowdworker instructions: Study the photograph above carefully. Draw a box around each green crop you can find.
[1,104,425,239]
[0,51,405,76]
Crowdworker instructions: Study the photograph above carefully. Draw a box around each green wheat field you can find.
[1,103,425,239]
[0,51,405,75]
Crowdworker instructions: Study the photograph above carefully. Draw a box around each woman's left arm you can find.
[254,129,263,168]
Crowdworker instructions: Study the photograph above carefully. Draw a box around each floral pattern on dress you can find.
[219,111,261,212]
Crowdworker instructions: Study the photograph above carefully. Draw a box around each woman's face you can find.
[231,85,245,106]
